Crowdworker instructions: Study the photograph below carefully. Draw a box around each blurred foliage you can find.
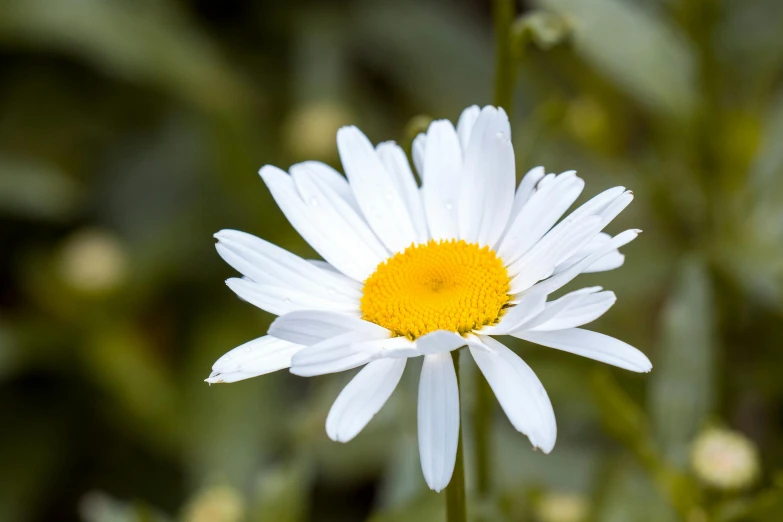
[2,0,783,521]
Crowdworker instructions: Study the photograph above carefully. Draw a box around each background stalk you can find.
[446,351,467,522]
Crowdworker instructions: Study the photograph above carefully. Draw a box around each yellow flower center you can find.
[361,240,511,339]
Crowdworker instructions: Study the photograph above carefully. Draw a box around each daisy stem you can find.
[446,350,467,522]
[492,0,517,112]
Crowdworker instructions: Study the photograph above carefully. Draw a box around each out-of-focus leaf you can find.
[0,0,248,115]
[649,256,716,468]
[353,0,492,113]
[590,370,698,518]
[250,461,311,522]
[181,309,279,491]
[83,322,180,452]
[538,0,696,116]
[713,474,783,522]
[0,413,67,522]
[367,493,443,522]
[80,492,171,522]
[0,154,81,221]
[592,459,677,522]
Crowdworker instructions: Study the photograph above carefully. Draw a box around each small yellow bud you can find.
[283,101,354,160]
[58,228,127,293]
[535,491,589,522]
[182,484,245,522]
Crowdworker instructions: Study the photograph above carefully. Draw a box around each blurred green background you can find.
[2,0,783,521]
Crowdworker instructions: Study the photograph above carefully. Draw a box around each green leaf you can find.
[538,0,696,116]
[649,256,717,468]
[0,154,81,221]
[0,0,248,115]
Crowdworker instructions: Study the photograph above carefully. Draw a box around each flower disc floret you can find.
[361,240,511,339]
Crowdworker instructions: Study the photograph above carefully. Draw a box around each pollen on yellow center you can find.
[360,240,511,340]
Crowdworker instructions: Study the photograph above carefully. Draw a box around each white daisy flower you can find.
[208,105,651,492]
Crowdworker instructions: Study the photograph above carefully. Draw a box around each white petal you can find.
[207,335,302,383]
[480,288,548,335]
[459,106,516,246]
[497,171,585,263]
[260,165,387,282]
[375,141,429,243]
[508,216,604,294]
[530,229,640,295]
[518,287,603,331]
[337,126,419,252]
[225,278,359,316]
[415,330,467,355]
[269,310,386,346]
[326,358,407,442]
[412,133,426,176]
[582,250,625,273]
[598,190,634,227]
[514,328,652,372]
[470,336,556,452]
[421,120,463,240]
[418,352,460,492]
[456,105,481,153]
[215,229,361,303]
[306,260,364,291]
[531,291,616,331]
[292,161,361,213]
[290,330,397,377]
[507,166,546,221]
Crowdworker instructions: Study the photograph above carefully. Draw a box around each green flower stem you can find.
[492,0,517,113]
[471,0,518,511]
[474,372,492,498]
[446,351,467,522]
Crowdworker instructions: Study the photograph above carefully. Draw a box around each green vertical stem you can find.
[492,0,516,112]
[474,372,492,497]
[446,351,467,522]
[472,0,517,509]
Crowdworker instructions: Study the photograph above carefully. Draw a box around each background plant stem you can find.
[492,0,516,113]
[446,351,467,522]
[471,0,518,509]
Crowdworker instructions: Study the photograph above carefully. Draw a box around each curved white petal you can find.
[421,120,463,240]
[337,126,419,252]
[207,335,302,383]
[470,336,556,452]
[290,331,403,377]
[507,166,546,222]
[518,287,603,331]
[375,141,429,243]
[326,358,407,442]
[531,291,616,331]
[534,291,617,331]
[215,229,361,303]
[292,161,360,213]
[412,133,426,177]
[269,310,386,346]
[508,216,603,294]
[225,278,359,316]
[514,328,652,372]
[418,352,460,492]
[497,171,585,263]
[259,165,388,282]
[582,250,625,273]
[480,288,548,335]
[306,260,364,291]
[530,229,641,295]
[459,106,515,246]
[456,104,481,153]
[415,330,467,355]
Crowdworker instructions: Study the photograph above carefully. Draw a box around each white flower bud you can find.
[690,428,760,490]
